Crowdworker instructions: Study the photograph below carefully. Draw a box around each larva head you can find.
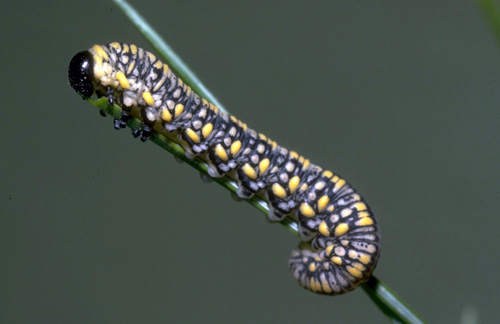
[68,51,95,99]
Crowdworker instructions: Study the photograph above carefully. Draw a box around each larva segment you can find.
[68,42,381,295]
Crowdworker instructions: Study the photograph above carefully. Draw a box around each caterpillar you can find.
[68,42,381,295]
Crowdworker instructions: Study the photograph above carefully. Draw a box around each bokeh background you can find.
[2,1,499,323]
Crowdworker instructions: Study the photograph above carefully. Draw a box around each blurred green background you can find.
[2,1,499,323]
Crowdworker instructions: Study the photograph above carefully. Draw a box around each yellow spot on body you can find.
[230,116,237,123]
[259,133,267,141]
[359,254,372,265]
[288,176,300,193]
[334,223,349,237]
[309,277,317,292]
[319,221,330,236]
[130,44,137,55]
[185,128,200,144]
[366,244,377,254]
[348,250,358,259]
[322,170,333,178]
[92,45,109,60]
[146,52,156,63]
[174,104,184,118]
[353,262,366,271]
[347,266,363,279]
[215,144,228,161]
[186,86,192,96]
[230,140,242,155]
[325,245,334,256]
[154,60,163,69]
[331,256,342,265]
[163,64,169,75]
[308,263,317,272]
[314,256,322,262]
[290,151,299,159]
[327,205,334,212]
[358,211,370,218]
[317,195,329,212]
[202,123,213,139]
[300,183,308,192]
[300,203,315,218]
[122,44,129,53]
[271,183,287,199]
[259,158,270,175]
[202,98,208,106]
[93,55,102,67]
[242,163,257,180]
[110,42,121,50]
[178,78,184,87]
[320,276,332,294]
[358,217,373,226]
[126,61,136,75]
[115,71,130,90]
[314,279,322,293]
[334,179,346,191]
[142,91,155,106]
[354,202,367,211]
[303,159,310,168]
[213,106,219,114]
[153,77,166,92]
[161,108,172,122]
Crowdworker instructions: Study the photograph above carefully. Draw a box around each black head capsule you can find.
[68,51,95,99]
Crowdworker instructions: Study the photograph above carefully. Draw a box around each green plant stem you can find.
[362,276,426,324]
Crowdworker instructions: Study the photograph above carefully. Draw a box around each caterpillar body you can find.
[68,42,381,295]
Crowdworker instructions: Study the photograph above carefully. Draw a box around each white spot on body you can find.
[145,108,156,122]
[279,173,289,182]
[334,246,345,256]
[251,154,259,164]
[315,181,326,190]
[192,120,202,129]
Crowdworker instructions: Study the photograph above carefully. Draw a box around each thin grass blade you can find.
[362,276,426,324]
